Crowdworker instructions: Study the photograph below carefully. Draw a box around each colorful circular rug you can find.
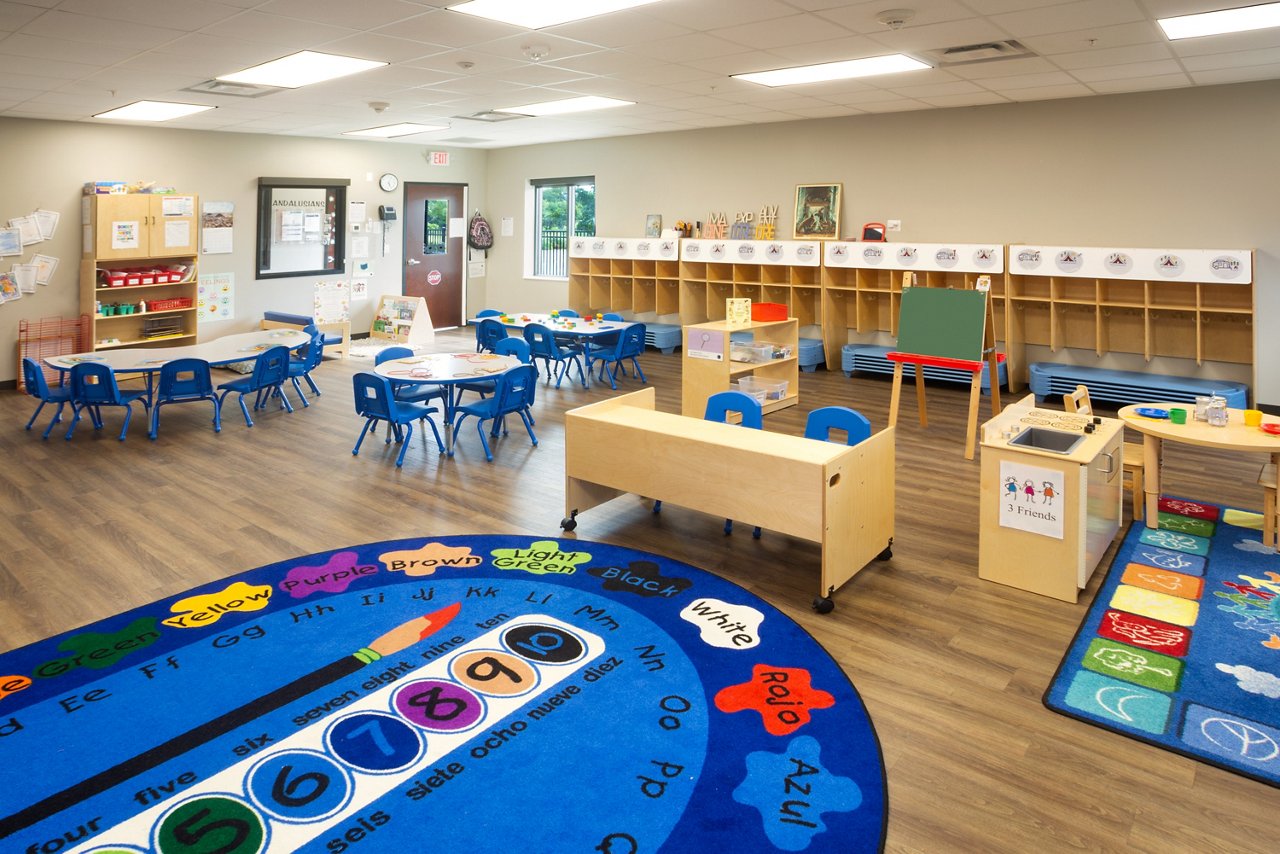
[0,536,887,853]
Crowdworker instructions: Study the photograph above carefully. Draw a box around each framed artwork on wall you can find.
[794,183,841,240]
[645,214,662,237]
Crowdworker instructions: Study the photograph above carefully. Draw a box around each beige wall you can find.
[482,80,1280,404]
[3,80,1278,401]
[0,117,486,382]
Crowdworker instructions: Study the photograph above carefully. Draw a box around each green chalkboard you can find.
[895,287,988,362]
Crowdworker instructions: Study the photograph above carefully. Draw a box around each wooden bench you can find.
[561,387,895,611]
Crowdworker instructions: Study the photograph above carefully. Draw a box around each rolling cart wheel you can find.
[812,596,835,614]
[876,543,893,561]
[560,510,578,532]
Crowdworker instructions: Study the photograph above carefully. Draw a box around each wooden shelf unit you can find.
[371,295,433,346]
[820,241,1005,371]
[568,237,682,319]
[80,193,200,352]
[676,239,822,335]
[681,317,799,418]
[1002,246,1254,392]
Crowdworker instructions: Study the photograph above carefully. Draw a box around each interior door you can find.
[404,182,466,328]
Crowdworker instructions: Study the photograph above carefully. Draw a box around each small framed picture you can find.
[645,214,662,238]
[794,183,841,240]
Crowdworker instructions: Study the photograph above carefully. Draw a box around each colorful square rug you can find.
[0,536,886,853]
[1044,498,1280,787]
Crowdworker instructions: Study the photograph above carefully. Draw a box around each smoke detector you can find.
[522,44,550,62]
[876,9,915,30]
[369,101,390,114]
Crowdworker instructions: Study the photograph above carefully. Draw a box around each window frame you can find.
[528,176,595,280]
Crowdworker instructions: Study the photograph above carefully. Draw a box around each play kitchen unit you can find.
[978,396,1123,602]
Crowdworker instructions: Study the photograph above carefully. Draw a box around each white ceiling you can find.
[0,0,1276,148]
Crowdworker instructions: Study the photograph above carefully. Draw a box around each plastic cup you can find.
[1169,408,1187,424]
[1244,409,1263,427]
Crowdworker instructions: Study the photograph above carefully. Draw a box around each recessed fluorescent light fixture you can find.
[448,0,665,29]
[733,54,930,87]
[1158,2,1280,40]
[344,123,449,138]
[495,95,634,116]
[217,51,386,89]
[93,101,214,121]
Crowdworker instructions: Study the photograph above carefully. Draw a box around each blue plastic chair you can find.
[523,323,586,388]
[22,357,72,440]
[284,325,326,406]
[475,318,508,354]
[217,345,293,427]
[603,312,624,321]
[149,358,221,440]
[593,323,648,390]
[452,364,538,461]
[557,309,580,318]
[65,362,150,441]
[804,406,871,446]
[456,337,533,403]
[474,310,503,351]
[709,391,763,536]
[351,372,444,467]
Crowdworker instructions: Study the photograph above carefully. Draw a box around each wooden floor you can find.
[2,328,1274,853]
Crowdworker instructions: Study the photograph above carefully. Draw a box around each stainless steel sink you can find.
[1007,426,1085,455]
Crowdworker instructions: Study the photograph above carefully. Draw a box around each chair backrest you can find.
[494,337,532,363]
[477,318,507,352]
[375,345,414,366]
[352,372,394,421]
[476,309,503,317]
[804,406,871,446]
[494,364,538,414]
[603,312,624,321]
[557,309,579,318]
[70,362,123,406]
[296,325,325,369]
[1063,384,1093,416]
[705,390,763,429]
[158,358,213,399]
[523,324,563,358]
[619,323,646,358]
[251,345,290,387]
[22,357,52,399]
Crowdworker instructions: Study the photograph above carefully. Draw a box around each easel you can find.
[886,283,1002,460]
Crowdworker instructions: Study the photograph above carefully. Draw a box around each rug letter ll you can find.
[0,536,886,853]
[1045,498,1280,788]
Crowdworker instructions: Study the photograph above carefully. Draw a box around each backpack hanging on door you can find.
[468,210,494,251]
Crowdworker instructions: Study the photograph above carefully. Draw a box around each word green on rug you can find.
[1045,498,1280,787]
[0,536,886,853]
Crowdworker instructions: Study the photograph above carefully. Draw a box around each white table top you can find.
[472,313,634,338]
[45,329,310,372]
[373,352,520,384]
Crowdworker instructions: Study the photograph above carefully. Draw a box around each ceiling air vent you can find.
[925,40,1035,67]
[183,80,282,98]
[455,110,527,123]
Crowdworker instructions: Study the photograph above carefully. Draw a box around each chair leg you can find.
[291,376,309,408]
[420,417,445,454]
[475,418,494,461]
[41,402,65,440]
[630,357,647,383]
[238,393,254,427]
[519,410,538,447]
[395,422,414,467]
[149,401,162,440]
[304,372,321,396]
[724,519,733,535]
[64,404,82,440]
[211,396,222,433]
[118,402,133,441]
[353,418,376,456]
[277,383,295,413]
[653,500,662,515]
[25,400,45,431]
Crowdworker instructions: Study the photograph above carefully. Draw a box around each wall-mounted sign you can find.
[429,151,450,166]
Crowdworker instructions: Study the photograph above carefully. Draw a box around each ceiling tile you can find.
[946,56,1061,79]
[815,0,979,34]
[1085,73,1190,93]
[918,91,1010,107]
[0,54,105,80]
[999,82,1095,101]
[969,70,1078,90]
[55,0,243,31]
[20,10,187,50]
[1017,22,1163,56]
[0,32,137,64]
[1070,59,1186,82]
[0,2,46,30]
[1049,43,1175,70]
[258,0,428,30]
[543,9,691,48]
[1180,46,1280,72]
[989,0,1146,38]
[643,0,798,33]
[866,18,1012,54]
[711,13,853,50]
[1191,63,1280,85]
[317,33,450,63]
[374,8,522,47]
[201,12,358,48]
[622,32,753,63]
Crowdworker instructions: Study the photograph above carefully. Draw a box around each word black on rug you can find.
[1045,498,1280,788]
[0,536,886,853]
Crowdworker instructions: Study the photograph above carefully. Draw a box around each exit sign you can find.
[429,151,450,166]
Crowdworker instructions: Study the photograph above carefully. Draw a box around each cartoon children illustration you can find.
[1005,476,1019,501]
[1042,481,1056,505]
[1023,479,1036,501]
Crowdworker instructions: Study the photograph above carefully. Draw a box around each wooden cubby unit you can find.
[821,241,1005,370]
[568,237,681,320]
[678,239,822,331]
[80,193,200,351]
[1002,246,1255,391]
[681,317,800,419]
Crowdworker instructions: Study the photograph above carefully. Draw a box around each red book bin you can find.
[751,302,787,321]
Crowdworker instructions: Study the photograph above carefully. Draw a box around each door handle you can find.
[1098,451,1115,475]
[408,258,421,265]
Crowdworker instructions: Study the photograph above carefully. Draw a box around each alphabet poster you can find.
[998,460,1065,539]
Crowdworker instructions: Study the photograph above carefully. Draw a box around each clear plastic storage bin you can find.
[738,376,789,400]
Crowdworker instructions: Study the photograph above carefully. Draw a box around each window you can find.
[531,176,595,278]
[256,177,348,279]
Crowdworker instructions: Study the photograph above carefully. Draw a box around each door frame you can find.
[402,181,469,329]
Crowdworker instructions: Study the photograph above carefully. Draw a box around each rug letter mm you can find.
[0,536,886,853]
